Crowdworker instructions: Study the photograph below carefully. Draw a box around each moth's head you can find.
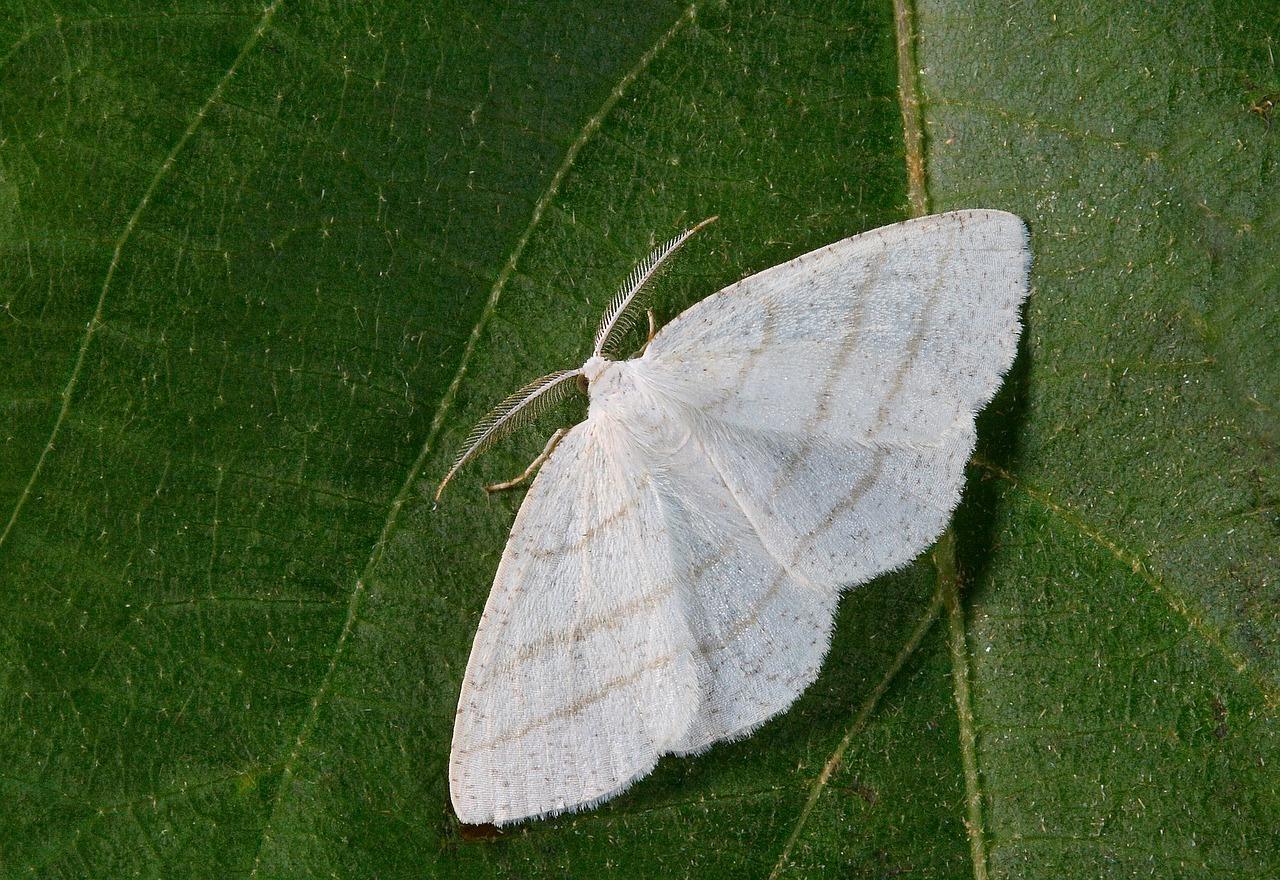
[435,216,716,503]
[580,355,610,384]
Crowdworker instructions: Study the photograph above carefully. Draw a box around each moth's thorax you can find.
[583,357,660,423]
[582,356,635,408]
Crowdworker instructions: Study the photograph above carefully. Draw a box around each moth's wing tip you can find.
[984,209,1033,249]
[940,207,1028,231]
[955,208,1033,262]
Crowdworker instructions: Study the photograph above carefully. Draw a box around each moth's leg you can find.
[484,427,569,494]
[637,309,658,355]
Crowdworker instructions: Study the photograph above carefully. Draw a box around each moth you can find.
[438,210,1031,825]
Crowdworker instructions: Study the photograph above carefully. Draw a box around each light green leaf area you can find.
[0,0,1274,878]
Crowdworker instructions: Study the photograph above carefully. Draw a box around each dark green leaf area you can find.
[2,0,1276,877]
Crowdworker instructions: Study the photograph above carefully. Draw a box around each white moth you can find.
[439,210,1031,826]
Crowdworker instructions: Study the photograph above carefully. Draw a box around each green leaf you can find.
[0,0,1274,877]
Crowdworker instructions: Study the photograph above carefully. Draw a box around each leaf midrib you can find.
[764,1,992,876]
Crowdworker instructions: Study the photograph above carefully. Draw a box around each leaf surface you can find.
[0,1,1274,877]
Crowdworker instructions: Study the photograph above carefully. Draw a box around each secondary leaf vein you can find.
[245,6,698,874]
[973,456,1278,709]
[0,0,284,555]
[766,587,945,880]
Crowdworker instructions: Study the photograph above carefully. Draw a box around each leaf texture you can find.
[0,0,1274,877]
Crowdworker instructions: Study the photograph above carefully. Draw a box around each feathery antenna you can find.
[435,369,583,501]
[593,216,718,358]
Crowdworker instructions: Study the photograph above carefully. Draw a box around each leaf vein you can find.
[973,456,1279,709]
[766,587,945,880]
[0,0,284,555]
[938,532,990,880]
[245,6,698,875]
